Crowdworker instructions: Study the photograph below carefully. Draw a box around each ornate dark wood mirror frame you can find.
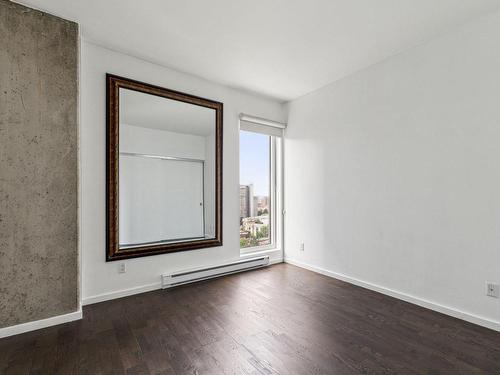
[106,74,223,261]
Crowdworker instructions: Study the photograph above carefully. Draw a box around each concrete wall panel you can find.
[0,0,78,328]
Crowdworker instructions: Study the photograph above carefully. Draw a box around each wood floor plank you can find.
[0,263,499,374]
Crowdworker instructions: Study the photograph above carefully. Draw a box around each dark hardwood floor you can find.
[1,263,499,374]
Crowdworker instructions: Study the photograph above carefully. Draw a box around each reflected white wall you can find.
[119,124,216,244]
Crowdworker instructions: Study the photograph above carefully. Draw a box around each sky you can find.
[239,131,270,196]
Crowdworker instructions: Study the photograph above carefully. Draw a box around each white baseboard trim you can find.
[83,258,283,306]
[285,257,500,332]
[82,282,162,306]
[0,310,82,339]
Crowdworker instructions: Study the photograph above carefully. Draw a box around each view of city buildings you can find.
[240,184,271,248]
[240,130,272,249]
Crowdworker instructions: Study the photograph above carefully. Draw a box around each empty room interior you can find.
[2,0,500,373]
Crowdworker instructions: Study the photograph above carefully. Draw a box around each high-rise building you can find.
[239,184,254,220]
[255,196,269,211]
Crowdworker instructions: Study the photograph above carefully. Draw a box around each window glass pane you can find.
[240,130,271,249]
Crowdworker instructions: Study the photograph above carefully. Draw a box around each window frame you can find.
[239,131,283,255]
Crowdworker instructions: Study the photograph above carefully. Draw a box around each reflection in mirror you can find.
[118,88,216,249]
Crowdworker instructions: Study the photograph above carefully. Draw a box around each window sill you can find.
[240,247,282,259]
[240,244,275,254]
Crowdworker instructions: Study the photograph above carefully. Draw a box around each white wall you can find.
[81,41,285,302]
[285,11,500,328]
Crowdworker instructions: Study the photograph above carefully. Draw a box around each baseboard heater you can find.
[161,255,270,289]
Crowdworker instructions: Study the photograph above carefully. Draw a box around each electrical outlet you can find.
[486,282,499,298]
[119,263,126,274]
[300,242,305,251]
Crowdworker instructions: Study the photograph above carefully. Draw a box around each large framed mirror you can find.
[106,74,223,261]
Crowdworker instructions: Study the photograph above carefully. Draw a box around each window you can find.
[239,117,282,253]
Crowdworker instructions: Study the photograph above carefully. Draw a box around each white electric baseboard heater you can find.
[161,255,270,289]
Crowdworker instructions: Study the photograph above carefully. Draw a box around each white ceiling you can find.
[120,88,215,136]
[18,0,500,101]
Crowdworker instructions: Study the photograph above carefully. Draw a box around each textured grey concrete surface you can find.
[0,0,78,328]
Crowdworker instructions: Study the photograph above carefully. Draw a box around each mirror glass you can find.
[118,88,216,249]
